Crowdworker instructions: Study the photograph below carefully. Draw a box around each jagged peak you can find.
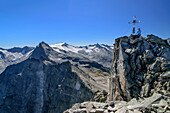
[50,42,69,47]
[30,41,53,61]
[61,42,69,47]
[38,41,51,48]
[93,43,102,48]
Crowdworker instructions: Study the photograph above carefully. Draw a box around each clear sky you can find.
[0,0,170,48]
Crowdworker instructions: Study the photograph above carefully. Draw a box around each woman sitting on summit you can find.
[137,28,141,37]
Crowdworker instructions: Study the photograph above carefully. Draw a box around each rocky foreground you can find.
[64,93,169,113]
[64,35,170,113]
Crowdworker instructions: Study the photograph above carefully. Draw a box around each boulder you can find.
[125,48,136,54]
[160,71,170,79]
[152,99,168,107]
[127,93,162,109]
[161,62,170,71]
[149,57,164,72]
[95,109,105,113]
[144,50,154,59]
[146,34,167,45]
[115,106,128,113]
[93,90,108,102]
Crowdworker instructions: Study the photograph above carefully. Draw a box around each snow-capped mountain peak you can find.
[50,43,113,67]
[50,43,113,52]
[50,42,68,47]
[0,42,113,74]
[50,42,81,53]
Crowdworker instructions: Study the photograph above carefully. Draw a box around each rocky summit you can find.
[109,34,170,101]
[65,34,170,113]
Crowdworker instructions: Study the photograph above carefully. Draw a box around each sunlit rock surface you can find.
[65,34,170,113]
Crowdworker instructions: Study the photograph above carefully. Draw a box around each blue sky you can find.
[0,0,170,48]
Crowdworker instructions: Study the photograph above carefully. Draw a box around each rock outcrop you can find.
[0,42,109,113]
[65,34,170,113]
[110,34,170,101]
[64,93,169,113]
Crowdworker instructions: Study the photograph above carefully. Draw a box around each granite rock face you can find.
[110,34,170,101]
[0,42,109,113]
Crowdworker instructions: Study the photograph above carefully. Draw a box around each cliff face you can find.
[110,34,170,101]
[0,60,92,113]
[0,42,109,113]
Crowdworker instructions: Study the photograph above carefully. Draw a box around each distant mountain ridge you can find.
[7,46,34,55]
[0,43,113,74]
[50,42,113,67]
[0,46,34,73]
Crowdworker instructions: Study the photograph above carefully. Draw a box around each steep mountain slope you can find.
[50,43,113,67]
[0,47,34,73]
[0,42,109,113]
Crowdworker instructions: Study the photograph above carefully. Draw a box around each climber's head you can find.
[138,28,141,31]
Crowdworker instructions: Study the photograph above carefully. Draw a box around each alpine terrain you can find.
[0,42,112,113]
[64,34,170,113]
[0,46,34,73]
[0,34,169,113]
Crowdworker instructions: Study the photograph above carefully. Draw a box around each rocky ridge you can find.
[64,34,170,113]
[50,43,113,67]
[0,43,113,74]
[0,46,34,73]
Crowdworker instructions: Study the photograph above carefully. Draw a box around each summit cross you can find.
[128,16,141,34]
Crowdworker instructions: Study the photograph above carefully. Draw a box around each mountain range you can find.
[0,43,113,74]
[0,35,169,113]
[0,42,112,113]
